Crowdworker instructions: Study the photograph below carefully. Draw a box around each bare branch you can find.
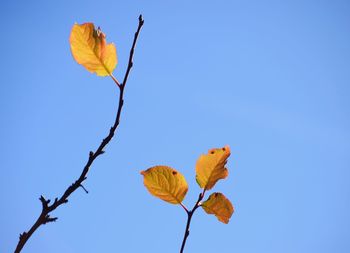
[14,15,144,253]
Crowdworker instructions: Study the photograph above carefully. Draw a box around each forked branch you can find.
[14,15,144,253]
[179,189,206,253]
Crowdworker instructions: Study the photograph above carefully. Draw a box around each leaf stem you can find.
[14,15,144,253]
[180,202,189,213]
[110,74,121,87]
[179,190,206,253]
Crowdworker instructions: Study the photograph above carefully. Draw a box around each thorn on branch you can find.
[89,151,94,158]
[49,217,58,222]
[80,184,89,194]
[44,215,58,224]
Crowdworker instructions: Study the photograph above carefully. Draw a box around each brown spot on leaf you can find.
[172,171,177,175]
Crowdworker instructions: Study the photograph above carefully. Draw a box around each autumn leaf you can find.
[70,23,117,76]
[141,166,188,204]
[195,145,230,190]
[201,192,234,224]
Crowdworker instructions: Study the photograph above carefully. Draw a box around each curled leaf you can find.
[141,166,188,204]
[201,192,234,224]
[70,23,117,76]
[195,145,230,190]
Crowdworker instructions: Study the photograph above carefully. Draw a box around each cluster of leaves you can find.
[141,145,234,223]
[141,146,234,252]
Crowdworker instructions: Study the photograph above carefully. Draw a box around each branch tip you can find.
[139,15,144,24]
[39,195,50,209]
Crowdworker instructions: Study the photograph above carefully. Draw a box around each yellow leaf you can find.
[201,192,234,224]
[69,23,117,76]
[141,166,188,204]
[195,145,230,190]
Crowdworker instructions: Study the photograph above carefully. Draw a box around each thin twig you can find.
[179,189,206,253]
[14,15,144,253]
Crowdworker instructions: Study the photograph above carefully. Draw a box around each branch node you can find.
[19,232,26,240]
[89,151,94,158]
[39,195,50,209]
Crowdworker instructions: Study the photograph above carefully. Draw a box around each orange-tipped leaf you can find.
[195,145,230,190]
[202,192,234,224]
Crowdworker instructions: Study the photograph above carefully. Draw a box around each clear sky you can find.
[1,1,350,253]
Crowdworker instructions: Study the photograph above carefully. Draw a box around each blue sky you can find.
[1,1,350,252]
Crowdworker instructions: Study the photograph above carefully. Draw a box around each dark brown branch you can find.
[179,190,206,253]
[14,15,144,253]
